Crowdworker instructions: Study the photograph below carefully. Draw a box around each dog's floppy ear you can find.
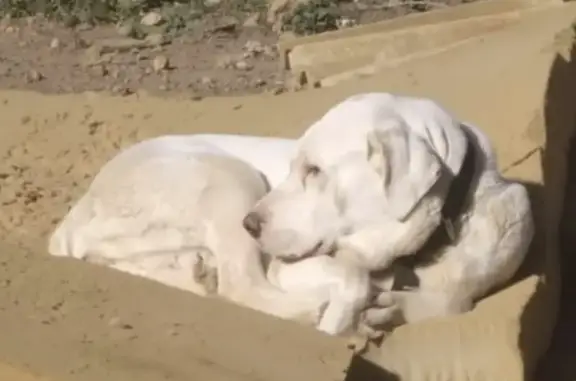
[367,126,442,221]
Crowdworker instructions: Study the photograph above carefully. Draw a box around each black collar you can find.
[390,128,477,291]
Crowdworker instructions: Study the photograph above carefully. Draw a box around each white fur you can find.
[246,92,534,331]
[48,135,331,324]
[48,133,377,343]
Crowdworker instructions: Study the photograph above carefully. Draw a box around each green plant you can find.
[282,0,341,36]
[0,0,206,30]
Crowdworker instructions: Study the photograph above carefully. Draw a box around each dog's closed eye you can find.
[305,164,321,177]
[302,163,323,187]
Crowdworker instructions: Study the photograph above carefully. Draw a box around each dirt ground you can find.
[0,0,477,98]
[0,1,574,380]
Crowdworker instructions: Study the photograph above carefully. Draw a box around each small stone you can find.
[82,45,103,67]
[145,33,168,47]
[141,11,163,26]
[50,38,61,49]
[216,55,235,69]
[337,17,357,29]
[93,65,108,77]
[116,22,135,37]
[111,85,133,96]
[234,60,253,71]
[204,0,222,7]
[254,78,266,87]
[267,0,291,25]
[25,16,37,27]
[72,36,90,50]
[243,13,260,27]
[108,316,121,327]
[244,40,264,55]
[76,23,94,31]
[4,26,15,33]
[201,76,214,86]
[269,87,286,95]
[108,316,133,329]
[263,45,277,58]
[25,70,44,83]
[210,16,238,33]
[152,55,169,72]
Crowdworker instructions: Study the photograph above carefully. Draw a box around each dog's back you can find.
[48,136,269,295]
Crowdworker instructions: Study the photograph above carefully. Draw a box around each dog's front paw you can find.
[346,333,371,355]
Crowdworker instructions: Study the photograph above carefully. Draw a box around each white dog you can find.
[48,134,379,348]
[244,92,534,331]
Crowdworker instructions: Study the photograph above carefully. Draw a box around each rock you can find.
[111,85,133,96]
[141,11,163,26]
[108,316,133,329]
[254,78,267,87]
[98,38,150,53]
[25,70,44,83]
[243,13,260,28]
[76,23,94,31]
[145,33,169,47]
[25,16,38,27]
[234,60,253,71]
[49,38,60,49]
[92,65,108,77]
[136,52,149,61]
[263,45,277,58]
[216,55,236,69]
[336,17,357,29]
[152,55,169,72]
[268,86,286,95]
[204,0,222,7]
[210,16,238,33]
[201,76,215,86]
[81,45,104,67]
[244,40,265,55]
[116,22,135,37]
[72,36,90,50]
[267,0,292,25]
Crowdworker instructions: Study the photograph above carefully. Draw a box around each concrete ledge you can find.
[278,0,549,57]
[281,0,562,87]
[296,11,521,86]
[0,241,352,381]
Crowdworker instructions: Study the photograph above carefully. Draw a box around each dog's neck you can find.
[391,127,479,290]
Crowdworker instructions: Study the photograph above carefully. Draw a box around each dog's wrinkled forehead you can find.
[297,132,368,169]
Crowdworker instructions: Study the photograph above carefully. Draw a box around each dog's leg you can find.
[374,289,474,324]
[210,221,328,323]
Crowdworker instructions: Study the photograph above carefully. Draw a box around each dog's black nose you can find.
[243,212,263,239]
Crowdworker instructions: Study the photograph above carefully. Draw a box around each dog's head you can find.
[244,119,455,262]
[243,93,469,262]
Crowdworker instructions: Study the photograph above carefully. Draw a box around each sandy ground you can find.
[0,2,575,381]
